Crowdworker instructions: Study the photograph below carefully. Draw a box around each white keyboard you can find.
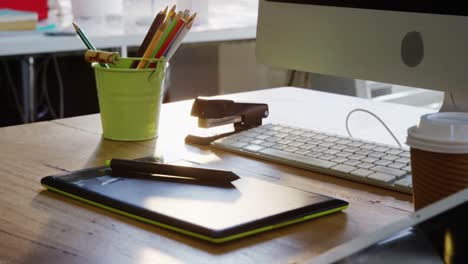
[212,124,413,194]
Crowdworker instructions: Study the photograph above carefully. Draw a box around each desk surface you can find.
[0,87,434,263]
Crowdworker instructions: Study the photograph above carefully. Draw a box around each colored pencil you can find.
[165,13,196,61]
[130,7,168,68]
[155,17,185,59]
[136,17,171,69]
[146,12,183,67]
[72,22,108,68]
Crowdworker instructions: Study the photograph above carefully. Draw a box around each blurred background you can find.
[0,0,442,127]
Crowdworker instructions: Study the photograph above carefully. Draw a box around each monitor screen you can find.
[266,1,468,16]
[257,0,468,111]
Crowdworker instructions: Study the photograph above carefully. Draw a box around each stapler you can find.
[185,97,269,145]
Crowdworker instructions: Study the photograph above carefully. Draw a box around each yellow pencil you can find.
[168,5,176,19]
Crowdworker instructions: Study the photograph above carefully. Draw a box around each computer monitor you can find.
[256,1,468,111]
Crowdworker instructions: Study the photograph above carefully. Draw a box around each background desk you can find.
[0,87,433,263]
[0,1,257,124]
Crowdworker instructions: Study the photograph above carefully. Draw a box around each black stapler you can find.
[185,97,269,145]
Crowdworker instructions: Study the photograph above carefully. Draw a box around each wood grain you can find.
[0,87,431,264]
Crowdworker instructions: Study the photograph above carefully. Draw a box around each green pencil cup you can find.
[92,58,166,141]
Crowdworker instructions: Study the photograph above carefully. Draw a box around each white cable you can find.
[345,108,403,148]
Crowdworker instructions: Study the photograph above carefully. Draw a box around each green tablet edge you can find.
[42,184,348,243]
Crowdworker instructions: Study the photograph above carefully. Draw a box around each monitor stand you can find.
[439,90,468,112]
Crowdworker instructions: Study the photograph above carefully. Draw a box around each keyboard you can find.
[212,124,413,194]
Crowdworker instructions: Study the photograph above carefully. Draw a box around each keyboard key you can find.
[361,157,378,163]
[289,141,304,147]
[277,139,293,144]
[288,135,301,140]
[306,151,323,158]
[284,146,299,152]
[295,149,311,155]
[356,149,373,155]
[386,149,403,155]
[360,144,376,150]
[319,142,335,148]
[344,147,360,153]
[313,134,328,140]
[381,155,399,161]
[402,165,412,172]
[297,137,311,143]
[260,148,337,169]
[336,139,351,144]
[250,139,265,145]
[332,157,348,163]
[347,141,364,147]
[312,146,328,152]
[279,128,293,133]
[388,162,406,169]
[302,132,316,137]
[243,145,266,152]
[264,131,277,136]
[266,136,281,142]
[272,144,287,150]
[396,157,410,164]
[400,151,411,158]
[331,164,357,173]
[230,141,249,149]
[344,159,361,166]
[261,141,276,147]
[299,143,315,150]
[395,176,412,188]
[238,136,254,143]
[349,154,366,160]
[368,172,396,183]
[369,152,386,158]
[256,135,271,140]
[374,159,392,166]
[371,166,406,177]
[276,133,288,138]
[324,149,341,155]
[330,144,347,150]
[357,162,374,169]
[307,139,322,145]
[373,147,390,152]
[319,154,336,161]
[243,132,260,138]
[290,130,304,135]
[324,137,339,142]
[336,151,353,158]
[351,168,373,177]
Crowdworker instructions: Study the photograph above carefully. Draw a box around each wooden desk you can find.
[0,87,434,264]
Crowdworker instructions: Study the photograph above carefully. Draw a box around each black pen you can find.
[105,159,240,183]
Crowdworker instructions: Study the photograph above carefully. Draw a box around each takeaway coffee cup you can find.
[407,112,468,210]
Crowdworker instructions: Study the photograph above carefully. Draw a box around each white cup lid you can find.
[407,112,468,153]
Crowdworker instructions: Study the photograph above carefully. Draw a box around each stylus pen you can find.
[105,159,240,183]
